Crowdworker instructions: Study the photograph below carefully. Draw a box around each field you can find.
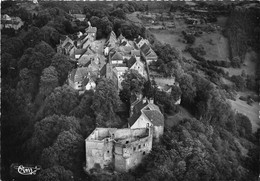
[222,50,257,76]
[192,32,230,61]
[228,91,260,133]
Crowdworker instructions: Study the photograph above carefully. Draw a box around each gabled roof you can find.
[81,77,90,87]
[128,112,142,127]
[140,43,151,55]
[69,67,89,83]
[86,26,97,33]
[111,52,123,61]
[131,50,140,57]
[142,110,164,126]
[64,42,73,49]
[146,48,157,58]
[127,56,137,68]
[60,35,67,41]
[120,41,127,46]
[135,36,143,44]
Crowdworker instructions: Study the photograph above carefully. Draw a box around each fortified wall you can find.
[85,127,153,173]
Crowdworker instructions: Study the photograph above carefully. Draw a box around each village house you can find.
[135,36,150,48]
[127,56,147,78]
[1,14,24,30]
[69,10,86,22]
[68,67,96,92]
[140,43,158,65]
[113,65,129,90]
[57,36,76,57]
[153,77,181,105]
[128,96,164,140]
[85,127,153,173]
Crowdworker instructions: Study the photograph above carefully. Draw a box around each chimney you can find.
[142,97,147,104]
[149,98,154,104]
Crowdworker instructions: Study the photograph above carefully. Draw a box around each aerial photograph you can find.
[1,0,260,180]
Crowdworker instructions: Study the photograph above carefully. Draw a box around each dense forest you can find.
[1,1,259,181]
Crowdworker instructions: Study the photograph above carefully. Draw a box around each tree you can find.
[1,37,24,58]
[34,41,55,59]
[28,115,81,160]
[179,73,196,105]
[22,26,44,47]
[39,66,59,98]
[110,8,126,19]
[40,130,84,173]
[121,69,146,95]
[92,78,121,127]
[51,53,74,85]
[171,85,182,103]
[16,68,39,102]
[38,165,74,181]
[70,90,95,119]
[40,85,79,119]
[18,48,48,76]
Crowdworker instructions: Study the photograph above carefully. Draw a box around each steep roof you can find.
[135,36,143,44]
[146,48,157,58]
[111,52,123,60]
[142,110,164,126]
[131,50,140,57]
[128,112,142,127]
[86,26,97,33]
[69,67,89,83]
[127,56,137,68]
[140,43,151,55]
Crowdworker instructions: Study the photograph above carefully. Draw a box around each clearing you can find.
[192,32,230,61]
[228,91,260,133]
[222,50,257,76]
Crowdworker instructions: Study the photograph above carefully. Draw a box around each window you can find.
[143,152,146,155]
[107,151,109,153]
[143,144,145,147]
[126,141,129,144]
[133,147,136,151]
[138,145,141,149]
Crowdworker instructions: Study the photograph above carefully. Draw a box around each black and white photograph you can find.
[1,0,260,180]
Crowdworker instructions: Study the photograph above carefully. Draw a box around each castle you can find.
[85,127,153,173]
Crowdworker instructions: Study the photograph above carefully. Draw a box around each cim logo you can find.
[16,165,40,175]
[10,163,41,177]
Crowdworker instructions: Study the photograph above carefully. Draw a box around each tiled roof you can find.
[146,48,157,58]
[135,37,142,44]
[86,26,97,33]
[131,50,140,57]
[140,43,151,55]
[127,56,137,68]
[81,77,90,87]
[69,67,89,83]
[142,110,164,126]
[128,112,142,127]
[60,35,67,41]
[64,42,72,49]
[111,52,123,60]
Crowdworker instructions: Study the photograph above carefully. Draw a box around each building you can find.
[140,43,158,65]
[68,67,96,91]
[127,56,147,78]
[113,65,128,90]
[135,36,150,48]
[85,22,97,41]
[57,36,76,57]
[1,14,24,30]
[85,127,153,173]
[69,10,86,22]
[128,97,164,140]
